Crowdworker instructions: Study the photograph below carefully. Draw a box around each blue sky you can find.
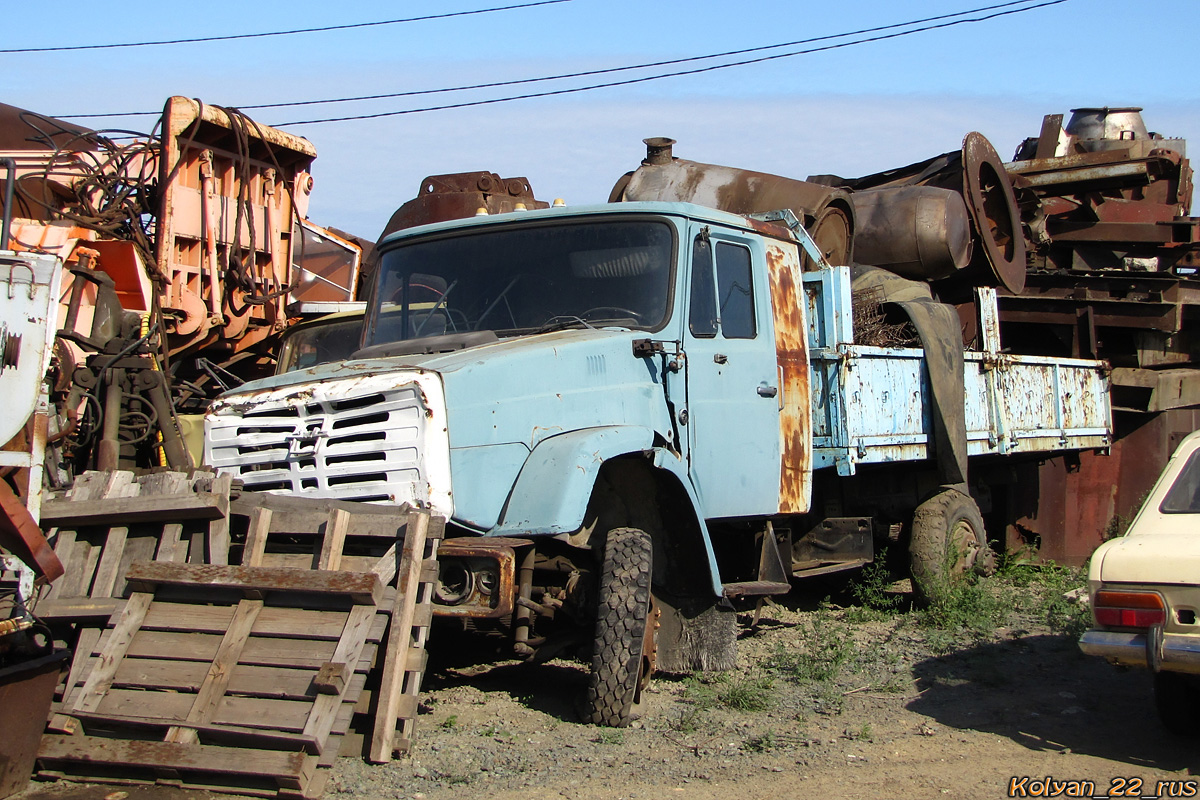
[5,0,1198,240]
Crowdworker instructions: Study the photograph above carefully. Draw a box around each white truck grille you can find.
[206,374,448,509]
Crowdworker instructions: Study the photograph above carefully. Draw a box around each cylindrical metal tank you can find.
[612,138,855,269]
[849,186,972,281]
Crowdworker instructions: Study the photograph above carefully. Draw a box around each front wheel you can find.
[909,488,995,601]
[582,527,655,727]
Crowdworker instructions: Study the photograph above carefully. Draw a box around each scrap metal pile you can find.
[1,97,362,483]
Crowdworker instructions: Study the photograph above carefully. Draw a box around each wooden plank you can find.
[42,528,76,601]
[156,522,185,562]
[37,735,317,786]
[72,592,154,714]
[259,553,380,573]
[76,539,101,598]
[66,713,325,754]
[316,509,350,571]
[113,657,210,692]
[113,658,324,699]
[118,630,340,667]
[125,562,384,606]
[39,493,227,525]
[392,519,442,756]
[115,534,158,596]
[165,598,264,744]
[300,604,376,748]
[140,602,356,640]
[94,687,196,722]
[61,625,103,708]
[369,543,397,585]
[242,507,273,567]
[36,597,123,621]
[369,511,430,763]
[206,473,233,565]
[214,695,315,733]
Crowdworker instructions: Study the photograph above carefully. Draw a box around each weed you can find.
[846,722,873,742]
[742,731,777,753]
[594,729,624,745]
[440,714,458,730]
[1011,562,1089,636]
[849,549,903,613]
[717,674,775,712]
[1102,491,1149,540]
[479,724,512,739]
[767,607,852,685]
[918,576,1008,638]
[667,704,707,734]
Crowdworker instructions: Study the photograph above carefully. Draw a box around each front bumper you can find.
[1079,628,1200,674]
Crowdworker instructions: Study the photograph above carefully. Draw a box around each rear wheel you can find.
[909,488,995,601]
[583,527,655,727]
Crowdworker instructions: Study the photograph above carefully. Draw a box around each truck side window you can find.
[715,242,755,339]
[689,234,718,338]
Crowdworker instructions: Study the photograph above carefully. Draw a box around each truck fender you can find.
[490,426,722,597]
[491,426,656,537]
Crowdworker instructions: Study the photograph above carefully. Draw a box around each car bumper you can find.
[1079,629,1200,673]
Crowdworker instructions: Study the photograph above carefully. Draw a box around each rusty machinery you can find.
[807,107,1200,565]
[1,97,361,481]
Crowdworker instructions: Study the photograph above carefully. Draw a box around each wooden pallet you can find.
[39,562,381,798]
[37,470,234,721]
[37,484,442,797]
[227,493,443,761]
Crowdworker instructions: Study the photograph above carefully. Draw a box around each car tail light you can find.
[1093,590,1166,629]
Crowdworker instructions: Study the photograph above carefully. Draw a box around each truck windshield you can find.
[364,219,674,344]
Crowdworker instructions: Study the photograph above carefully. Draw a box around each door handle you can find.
[757,385,778,398]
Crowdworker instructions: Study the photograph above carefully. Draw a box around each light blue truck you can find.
[204,199,1111,725]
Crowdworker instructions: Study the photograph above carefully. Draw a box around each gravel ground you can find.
[17,568,1200,800]
[325,569,1200,800]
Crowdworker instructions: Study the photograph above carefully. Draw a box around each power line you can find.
[50,0,1067,125]
[54,0,1061,121]
[276,0,1069,126]
[238,0,1046,113]
[0,0,571,54]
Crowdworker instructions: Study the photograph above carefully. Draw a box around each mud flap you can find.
[654,596,737,673]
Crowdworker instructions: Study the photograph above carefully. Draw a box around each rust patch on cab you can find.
[766,241,812,514]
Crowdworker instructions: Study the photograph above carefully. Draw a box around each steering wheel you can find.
[581,306,644,323]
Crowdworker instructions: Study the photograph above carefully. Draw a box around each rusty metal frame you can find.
[155,97,317,356]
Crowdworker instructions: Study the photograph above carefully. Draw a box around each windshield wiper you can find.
[532,315,595,334]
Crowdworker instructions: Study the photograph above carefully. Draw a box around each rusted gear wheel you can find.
[583,527,654,727]
[960,131,1026,294]
[909,488,996,602]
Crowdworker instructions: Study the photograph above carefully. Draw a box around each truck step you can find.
[722,580,791,599]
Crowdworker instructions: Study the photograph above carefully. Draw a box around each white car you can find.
[1079,429,1200,735]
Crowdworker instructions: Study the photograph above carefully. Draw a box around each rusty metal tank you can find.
[611,138,855,269]
[816,132,1026,295]
[848,185,973,281]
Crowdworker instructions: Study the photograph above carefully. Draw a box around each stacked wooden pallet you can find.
[33,472,441,798]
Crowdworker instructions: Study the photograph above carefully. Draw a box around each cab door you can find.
[680,224,782,519]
